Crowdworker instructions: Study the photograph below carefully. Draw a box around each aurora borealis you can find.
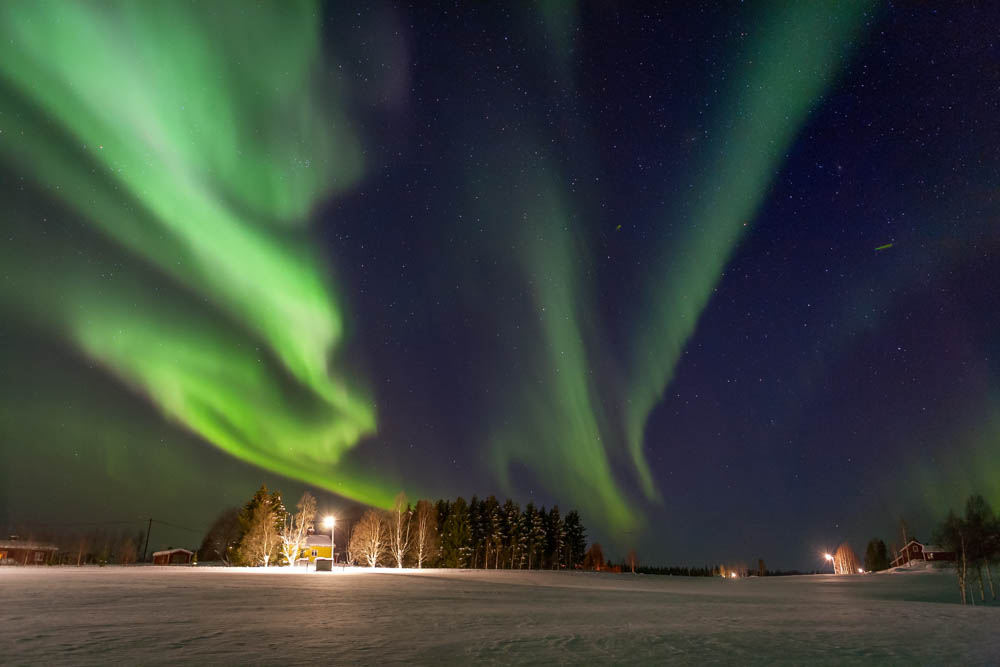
[2,1,998,567]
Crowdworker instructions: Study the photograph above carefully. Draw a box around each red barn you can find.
[891,540,956,567]
[152,548,194,565]
[0,537,58,565]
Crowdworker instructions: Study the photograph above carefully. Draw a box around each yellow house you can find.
[299,533,332,563]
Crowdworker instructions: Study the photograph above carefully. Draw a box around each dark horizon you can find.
[2,1,999,572]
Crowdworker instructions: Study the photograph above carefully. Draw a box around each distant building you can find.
[152,548,194,565]
[0,536,58,565]
[891,540,955,567]
[923,544,956,562]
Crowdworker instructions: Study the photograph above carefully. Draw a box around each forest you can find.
[199,485,592,570]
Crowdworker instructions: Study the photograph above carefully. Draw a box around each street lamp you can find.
[323,515,335,565]
[824,553,835,574]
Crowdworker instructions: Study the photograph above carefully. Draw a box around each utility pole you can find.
[142,518,153,563]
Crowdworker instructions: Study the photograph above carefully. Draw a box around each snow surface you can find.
[2,566,998,665]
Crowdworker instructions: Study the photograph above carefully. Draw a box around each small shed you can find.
[0,537,58,565]
[152,548,194,565]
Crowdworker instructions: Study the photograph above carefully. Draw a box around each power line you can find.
[7,517,207,533]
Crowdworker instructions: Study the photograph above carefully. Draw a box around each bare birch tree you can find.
[240,499,281,567]
[414,499,439,568]
[118,536,138,566]
[344,522,356,565]
[349,508,388,567]
[937,509,968,603]
[388,492,413,568]
[625,549,638,574]
[200,508,241,566]
[280,491,317,567]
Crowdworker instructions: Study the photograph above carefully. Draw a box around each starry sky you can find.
[1,1,998,569]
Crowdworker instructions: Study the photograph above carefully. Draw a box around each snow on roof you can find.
[922,545,949,552]
[305,535,331,547]
[152,548,194,557]
[0,541,58,551]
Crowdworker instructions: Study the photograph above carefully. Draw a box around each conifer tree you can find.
[503,499,522,569]
[440,497,471,568]
[485,496,503,569]
[468,496,483,568]
[546,506,564,569]
[563,510,587,569]
[236,484,285,567]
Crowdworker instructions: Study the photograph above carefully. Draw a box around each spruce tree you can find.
[487,496,504,569]
[503,499,522,569]
[468,496,483,568]
[440,497,471,568]
[546,506,564,569]
[563,510,587,569]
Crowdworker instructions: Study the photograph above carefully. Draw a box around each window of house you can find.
[34,551,45,562]
[311,549,317,557]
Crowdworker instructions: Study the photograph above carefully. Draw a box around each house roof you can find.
[0,541,58,551]
[305,535,331,547]
[152,548,194,557]
[923,544,950,553]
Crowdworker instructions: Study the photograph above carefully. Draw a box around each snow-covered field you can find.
[2,566,998,665]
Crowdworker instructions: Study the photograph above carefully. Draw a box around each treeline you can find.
[200,485,590,570]
[934,493,998,605]
[634,565,716,577]
[631,565,811,577]
[24,528,146,566]
[348,494,588,569]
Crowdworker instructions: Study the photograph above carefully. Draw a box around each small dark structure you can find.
[315,557,333,572]
[152,548,194,565]
[0,536,58,565]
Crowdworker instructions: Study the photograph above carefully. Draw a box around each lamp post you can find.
[323,515,336,565]
[824,553,835,574]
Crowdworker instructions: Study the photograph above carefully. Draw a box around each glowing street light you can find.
[824,553,835,574]
[323,515,335,566]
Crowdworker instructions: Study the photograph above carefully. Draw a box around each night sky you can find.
[1,1,998,569]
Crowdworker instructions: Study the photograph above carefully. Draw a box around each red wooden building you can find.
[152,548,194,565]
[891,540,956,567]
[0,537,58,565]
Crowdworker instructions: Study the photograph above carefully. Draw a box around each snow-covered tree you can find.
[414,499,438,568]
[280,491,317,567]
[525,503,546,569]
[487,497,504,569]
[350,508,388,567]
[503,499,523,569]
[235,485,285,566]
[388,492,413,568]
[240,498,281,567]
[545,506,564,569]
